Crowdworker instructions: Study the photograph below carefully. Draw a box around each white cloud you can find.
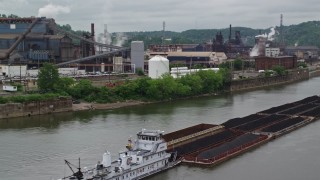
[37,3,71,18]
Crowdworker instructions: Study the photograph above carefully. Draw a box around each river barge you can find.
[62,95,320,179]
[165,95,320,167]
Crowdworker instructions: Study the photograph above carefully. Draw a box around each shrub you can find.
[0,97,8,104]
[136,68,145,76]
[10,96,26,103]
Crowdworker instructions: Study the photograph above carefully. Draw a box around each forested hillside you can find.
[122,21,320,49]
[283,21,320,47]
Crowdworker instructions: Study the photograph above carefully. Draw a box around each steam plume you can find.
[250,44,259,57]
[255,27,275,41]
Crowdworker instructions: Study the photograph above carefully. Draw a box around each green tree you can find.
[55,77,75,93]
[38,63,60,93]
[68,79,97,99]
[196,70,223,93]
[297,62,307,68]
[179,74,203,95]
[233,59,243,71]
[272,65,287,76]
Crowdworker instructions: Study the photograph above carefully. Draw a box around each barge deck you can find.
[164,95,320,167]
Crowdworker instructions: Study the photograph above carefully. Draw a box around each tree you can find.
[68,79,97,99]
[55,77,75,94]
[38,63,60,93]
[272,65,287,76]
[233,58,243,71]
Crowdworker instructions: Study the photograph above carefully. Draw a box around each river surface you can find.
[1,77,320,180]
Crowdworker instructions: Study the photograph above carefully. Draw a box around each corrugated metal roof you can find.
[167,51,214,57]
[286,46,319,50]
[167,51,227,58]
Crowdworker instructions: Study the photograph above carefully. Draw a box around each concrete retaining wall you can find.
[309,69,320,78]
[230,69,309,92]
[0,98,72,119]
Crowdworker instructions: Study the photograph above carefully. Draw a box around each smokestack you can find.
[229,24,232,41]
[91,23,95,55]
[91,23,95,37]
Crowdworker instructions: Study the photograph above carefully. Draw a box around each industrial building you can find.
[255,56,297,71]
[285,46,319,60]
[166,52,227,67]
[0,17,132,76]
[149,25,251,59]
[265,47,280,57]
[0,17,74,63]
[149,44,212,52]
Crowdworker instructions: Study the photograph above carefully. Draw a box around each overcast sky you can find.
[1,0,319,34]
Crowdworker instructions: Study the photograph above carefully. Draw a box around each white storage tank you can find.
[148,55,169,79]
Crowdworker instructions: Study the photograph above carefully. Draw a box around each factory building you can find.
[285,46,319,60]
[265,47,280,57]
[149,44,212,52]
[255,56,297,71]
[166,52,227,67]
[0,17,74,63]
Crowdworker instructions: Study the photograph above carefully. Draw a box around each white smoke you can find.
[38,4,71,18]
[295,41,299,47]
[97,32,126,47]
[255,27,275,41]
[97,32,112,45]
[267,27,275,41]
[250,27,275,57]
[250,44,259,57]
[113,32,126,46]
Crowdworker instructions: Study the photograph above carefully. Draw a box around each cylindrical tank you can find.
[148,55,169,79]
[101,63,105,73]
[102,151,111,167]
[131,41,144,71]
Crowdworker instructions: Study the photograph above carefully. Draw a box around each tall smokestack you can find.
[91,23,95,55]
[91,23,95,37]
[229,24,232,41]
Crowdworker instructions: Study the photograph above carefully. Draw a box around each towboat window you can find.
[142,136,146,140]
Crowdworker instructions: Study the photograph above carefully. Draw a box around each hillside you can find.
[122,21,320,49]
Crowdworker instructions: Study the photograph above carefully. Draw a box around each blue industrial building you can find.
[0,17,74,63]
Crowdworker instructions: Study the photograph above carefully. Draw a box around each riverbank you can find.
[72,101,148,111]
[2,68,320,119]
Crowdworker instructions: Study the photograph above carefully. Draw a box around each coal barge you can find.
[162,95,320,167]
